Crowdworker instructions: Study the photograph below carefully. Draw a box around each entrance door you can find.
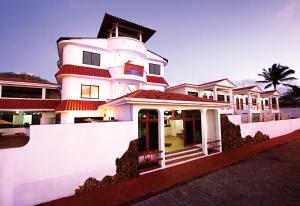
[184,120,194,145]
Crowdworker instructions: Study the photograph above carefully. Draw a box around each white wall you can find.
[60,110,104,124]
[227,114,242,125]
[206,110,217,141]
[240,118,300,138]
[280,107,300,119]
[0,121,135,206]
[61,76,112,101]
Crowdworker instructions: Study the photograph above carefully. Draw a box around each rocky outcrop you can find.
[221,115,270,152]
[75,139,139,195]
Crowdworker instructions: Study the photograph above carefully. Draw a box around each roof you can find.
[261,90,280,96]
[167,78,236,91]
[233,86,257,92]
[147,50,168,63]
[55,100,106,111]
[97,13,156,43]
[108,89,227,105]
[56,65,111,79]
[0,76,57,85]
[146,75,169,85]
[0,98,60,110]
[198,78,236,87]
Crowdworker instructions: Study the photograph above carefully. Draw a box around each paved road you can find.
[133,139,300,206]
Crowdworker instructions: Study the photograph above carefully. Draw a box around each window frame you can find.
[187,91,198,97]
[149,63,161,75]
[80,84,99,99]
[82,51,101,66]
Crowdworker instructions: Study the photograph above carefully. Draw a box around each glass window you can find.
[2,86,42,98]
[217,95,225,101]
[187,91,198,97]
[81,85,99,99]
[149,63,161,75]
[83,51,100,66]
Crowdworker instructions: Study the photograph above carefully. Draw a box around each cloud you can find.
[277,0,298,19]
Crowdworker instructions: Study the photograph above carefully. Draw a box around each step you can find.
[165,146,200,156]
[165,149,203,161]
[165,153,205,166]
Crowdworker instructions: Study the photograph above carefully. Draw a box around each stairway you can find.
[165,146,204,167]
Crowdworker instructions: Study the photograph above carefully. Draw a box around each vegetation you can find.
[256,63,297,90]
[0,72,50,83]
[279,85,300,107]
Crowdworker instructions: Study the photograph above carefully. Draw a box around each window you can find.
[2,86,42,98]
[265,99,269,106]
[252,98,257,105]
[149,63,161,75]
[217,95,225,101]
[187,91,198,97]
[81,85,99,99]
[245,97,248,105]
[226,95,230,102]
[46,89,60,99]
[83,51,100,66]
[203,93,208,99]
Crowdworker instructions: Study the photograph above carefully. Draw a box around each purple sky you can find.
[0,0,299,90]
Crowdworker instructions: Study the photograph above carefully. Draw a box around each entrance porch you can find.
[137,107,222,172]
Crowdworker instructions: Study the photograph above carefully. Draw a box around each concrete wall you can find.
[227,114,241,125]
[240,118,300,138]
[280,107,300,119]
[0,121,135,206]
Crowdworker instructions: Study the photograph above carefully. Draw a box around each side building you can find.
[0,75,60,131]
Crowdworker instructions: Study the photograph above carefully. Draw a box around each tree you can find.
[256,63,297,90]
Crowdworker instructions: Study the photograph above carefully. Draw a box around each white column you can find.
[257,94,261,110]
[269,97,272,109]
[109,30,112,38]
[158,108,166,168]
[139,32,142,42]
[215,110,222,152]
[115,24,119,37]
[229,90,233,103]
[201,109,208,155]
[248,92,252,107]
[213,86,217,101]
[42,88,46,99]
[0,85,2,98]
[276,97,279,110]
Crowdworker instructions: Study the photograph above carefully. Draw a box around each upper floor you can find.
[56,13,169,101]
[0,75,60,100]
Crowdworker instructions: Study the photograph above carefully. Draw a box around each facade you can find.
[0,76,60,128]
[0,13,281,171]
[167,80,280,123]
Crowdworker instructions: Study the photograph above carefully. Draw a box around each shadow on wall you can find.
[221,115,270,152]
[75,139,139,195]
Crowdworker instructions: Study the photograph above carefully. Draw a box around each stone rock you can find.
[75,139,139,195]
[221,115,270,151]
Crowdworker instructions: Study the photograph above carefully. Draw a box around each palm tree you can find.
[256,63,297,90]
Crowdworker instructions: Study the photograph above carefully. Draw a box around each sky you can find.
[0,0,299,91]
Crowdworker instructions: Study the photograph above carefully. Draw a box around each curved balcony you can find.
[108,66,146,82]
[107,37,147,54]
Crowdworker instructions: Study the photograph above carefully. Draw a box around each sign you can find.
[124,63,144,77]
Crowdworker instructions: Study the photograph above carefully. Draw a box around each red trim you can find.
[55,100,106,111]
[56,64,111,78]
[146,75,169,85]
[0,98,60,110]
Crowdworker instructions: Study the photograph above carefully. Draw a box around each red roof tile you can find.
[55,100,106,111]
[0,98,60,110]
[146,75,168,85]
[56,65,111,78]
[112,89,227,103]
